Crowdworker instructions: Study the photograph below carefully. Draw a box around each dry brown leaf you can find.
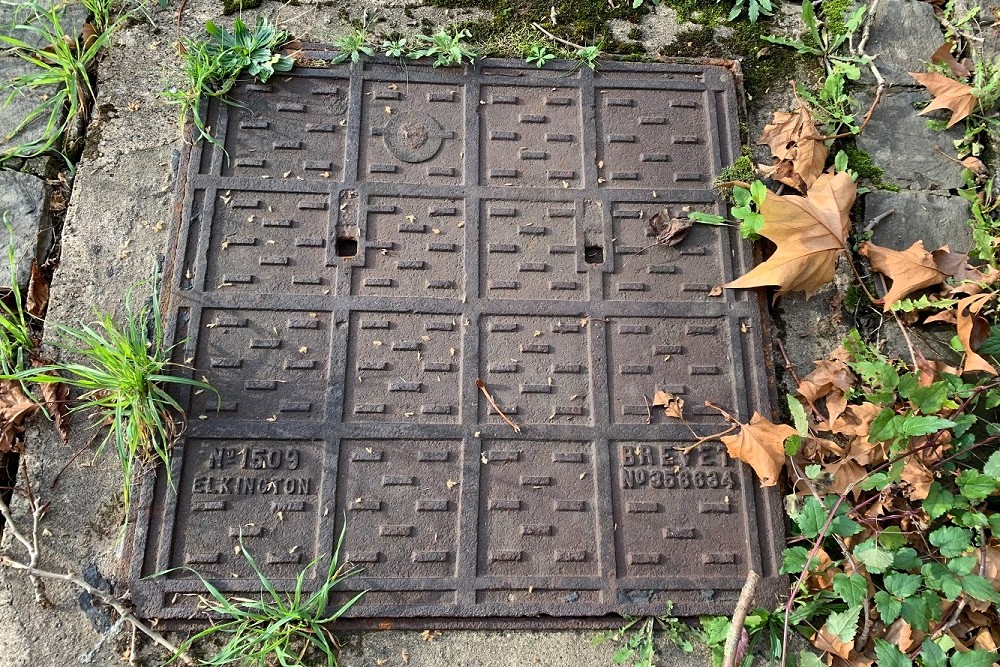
[39,378,69,442]
[0,380,39,453]
[931,42,972,78]
[962,156,989,179]
[884,618,916,653]
[647,212,693,247]
[758,100,829,192]
[901,457,934,500]
[956,292,997,375]
[798,358,856,404]
[26,261,48,319]
[822,458,867,495]
[652,390,684,419]
[725,171,856,297]
[910,71,977,128]
[812,625,853,661]
[860,240,945,310]
[720,412,796,487]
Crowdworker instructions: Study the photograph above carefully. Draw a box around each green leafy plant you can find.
[699,603,833,667]
[332,27,373,64]
[0,0,123,163]
[574,44,602,70]
[592,603,694,667]
[1,272,215,514]
[764,2,869,76]
[524,44,555,68]
[728,0,774,24]
[381,37,407,59]
[204,16,294,82]
[409,28,475,67]
[729,180,768,240]
[164,15,293,146]
[167,527,365,667]
[795,62,860,135]
[0,215,36,376]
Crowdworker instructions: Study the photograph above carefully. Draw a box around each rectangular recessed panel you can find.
[130,56,784,627]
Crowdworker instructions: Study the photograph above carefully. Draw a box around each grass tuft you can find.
[167,525,365,667]
[1,270,215,514]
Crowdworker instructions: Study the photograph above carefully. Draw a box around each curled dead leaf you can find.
[652,390,684,419]
[860,240,946,310]
[647,211,693,247]
[758,95,829,192]
[26,261,48,319]
[956,292,997,375]
[931,42,972,78]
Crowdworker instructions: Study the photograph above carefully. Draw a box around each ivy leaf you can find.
[956,469,998,501]
[874,638,913,667]
[874,590,903,624]
[929,526,973,557]
[832,573,868,609]
[854,539,895,573]
[824,605,861,643]
[885,573,923,598]
[983,450,1000,477]
[923,483,958,520]
[961,574,1000,606]
[951,650,1000,667]
[900,593,935,632]
[919,638,948,667]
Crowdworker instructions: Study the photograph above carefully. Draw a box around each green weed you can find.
[574,43,602,70]
[0,0,123,164]
[592,603,694,667]
[524,44,555,68]
[410,28,476,67]
[1,271,215,514]
[0,215,36,376]
[381,37,407,59]
[164,16,293,146]
[332,27,373,64]
[728,0,774,23]
[167,527,365,667]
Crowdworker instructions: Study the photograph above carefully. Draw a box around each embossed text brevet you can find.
[129,56,785,625]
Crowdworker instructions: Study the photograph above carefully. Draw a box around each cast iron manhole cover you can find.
[129,56,785,624]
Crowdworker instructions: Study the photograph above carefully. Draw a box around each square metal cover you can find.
[128,56,786,625]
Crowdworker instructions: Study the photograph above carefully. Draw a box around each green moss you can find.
[844,146,899,191]
[428,0,650,58]
[715,146,756,202]
[843,283,863,312]
[820,0,853,36]
[221,0,260,15]
[628,26,643,41]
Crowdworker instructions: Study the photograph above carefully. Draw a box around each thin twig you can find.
[862,208,895,233]
[531,22,586,51]
[876,274,919,369]
[723,570,759,667]
[476,378,521,433]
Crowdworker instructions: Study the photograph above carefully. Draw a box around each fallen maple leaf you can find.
[860,240,946,310]
[720,412,796,486]
[0,380,39,453]
[910,71,977,128]
[930,42,972,79]
[956,292,997,375]
[757,99,829,192]
[652,390,684,419]
[726,171,856,297]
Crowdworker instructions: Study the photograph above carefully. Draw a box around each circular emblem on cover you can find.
[383,112,445,163]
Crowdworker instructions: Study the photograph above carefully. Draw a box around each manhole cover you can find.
[129,56,785,625]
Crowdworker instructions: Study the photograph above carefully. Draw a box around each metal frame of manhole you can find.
[124,54,787,628]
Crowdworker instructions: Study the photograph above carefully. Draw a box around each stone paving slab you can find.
[864,0,944,87]
[854,91,966,191]
[867,190,973,253]
[0,169,49,289]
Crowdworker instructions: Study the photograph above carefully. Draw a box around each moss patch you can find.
[222,0,261,15]
[820,0,853,36]
[427,0,650,57]
[844,145,899,191]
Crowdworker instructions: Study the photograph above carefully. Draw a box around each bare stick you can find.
[722,570,759,667]
[0,472,193,664]
[531,22,586,51]
[476,379,521,433]
[862,208,895,233]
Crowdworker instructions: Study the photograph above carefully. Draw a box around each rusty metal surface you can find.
[129,56,786,624]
